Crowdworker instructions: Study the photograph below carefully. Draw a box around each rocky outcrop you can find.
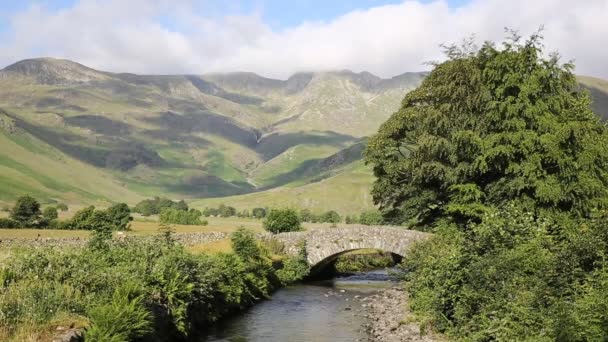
[366,287,444,342]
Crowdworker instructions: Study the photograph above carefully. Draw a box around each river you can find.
[200,269,399,342]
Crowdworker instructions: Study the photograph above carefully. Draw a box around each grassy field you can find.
[192,161,376,215]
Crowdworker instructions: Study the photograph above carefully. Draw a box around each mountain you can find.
[0,57,423,205]
[1,58,606,212]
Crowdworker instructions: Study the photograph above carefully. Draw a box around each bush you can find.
[55,203,69,211]
[319,210,341,224]
[133,197,188,216]
[263,209,302,234]
[159,208,206,225]
[68,205,131,231]
[252,207,266,219]
[359,210,383,225]
[276,242,309,285]
[84,283,152,341]
[0,218,17,228]
[42,206,58,221]
[106,203,132,231]
[217,204,237,218]
[10,195,41,226]
[0,235,286,341]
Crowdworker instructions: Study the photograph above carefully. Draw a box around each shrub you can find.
[276,242,309,285]
[0,218,17,228]
[217,204,237,218]
[231,227,261,261]
[42,206,58,221]
[252,207,267,219]
[55,203,69,211]
[159,208,206,225]
[133,197,188,216]
[84,283,152,341]
[10,195,41,226]
[106,203,132,231]
[319,210,341,224]
[263,209,302,234]
[359,210,383,225]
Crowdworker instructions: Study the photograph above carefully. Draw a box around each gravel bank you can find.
[365,286,445,342]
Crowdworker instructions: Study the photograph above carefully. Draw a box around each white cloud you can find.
[1,0,607,79]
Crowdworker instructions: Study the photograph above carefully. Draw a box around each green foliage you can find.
[298,209,315,222]
[368,34,608,341]
[231,227,261,261]
[319,210,341,224]
[42,206,58,221]
[365,33,608,226]
[344,215,358,224]
[133,197,188,216]
[68,205,132,231]
[276,242,310,285]
[202,204,237,218]
[263,208,302,234]
[10,195,41,226]
[252,207,267,219]
[0,217,17,228]
[159,208,206,225]
[334,251,394,273]
[84,283,152,341]
[359,210,383,225]
[106,203,132,231]
[0,231,285,340]
[55,202,69,211]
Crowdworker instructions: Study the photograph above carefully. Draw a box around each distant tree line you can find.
[0,195,132,231]
[133,197,188,216]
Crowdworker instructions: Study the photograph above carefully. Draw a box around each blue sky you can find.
[0,0,606,78]
[0,0,470,31]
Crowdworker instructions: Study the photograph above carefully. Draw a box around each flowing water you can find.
[200,269,399,342]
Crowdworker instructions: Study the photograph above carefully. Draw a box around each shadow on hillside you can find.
[255,131,358,161]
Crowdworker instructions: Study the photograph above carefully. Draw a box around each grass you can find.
[186,239,233,254]
[192,161,376,215]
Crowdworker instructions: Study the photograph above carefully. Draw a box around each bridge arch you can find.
[272,225,430,269]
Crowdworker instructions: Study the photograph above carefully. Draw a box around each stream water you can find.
[200,269,399,342]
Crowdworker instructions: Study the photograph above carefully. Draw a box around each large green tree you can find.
[10,195,41,226]
[365,33,608,226]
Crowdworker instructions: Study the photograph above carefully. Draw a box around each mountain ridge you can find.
[0,57,606,212]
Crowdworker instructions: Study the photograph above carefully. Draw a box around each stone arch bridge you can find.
[270,225,430,269]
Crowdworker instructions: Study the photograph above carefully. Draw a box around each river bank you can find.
[365,286,444,342]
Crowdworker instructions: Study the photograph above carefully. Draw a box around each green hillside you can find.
[0,58,421,204]
[1,57,606,210]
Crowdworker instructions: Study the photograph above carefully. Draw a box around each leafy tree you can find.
[69,206,96,230]
[319,210,341,224]
[159,208,206,225]
[55,203,69,211]
[202,207,218,217]
[263,209,302,234]
[252,207,266,219]
[365,32,608,226]
[175,200,188,211]
[218,204,237,218]
[42,206,58,221]
[359,210,383,225]
[10,195,41,226]
[106,203,132,231]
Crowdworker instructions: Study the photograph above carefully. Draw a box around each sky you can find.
[0,0,606,79]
